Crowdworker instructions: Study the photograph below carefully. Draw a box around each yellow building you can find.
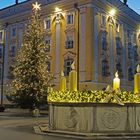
[0,0,140,93]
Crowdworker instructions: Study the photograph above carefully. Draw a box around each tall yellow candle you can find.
[60,71,66,91]
[134,64,140,94]
[69,62,77,91]
[113,71,120,91]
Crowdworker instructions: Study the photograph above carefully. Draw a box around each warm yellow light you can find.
[134,64,140,93]
[109,9,116,16]
[60,71,66,92]
[137,64,140,73]
[69,61,77,91]
[115,71,119,78]
[113,71,120,91]
[55,7,62,12]
[32,2,41,11]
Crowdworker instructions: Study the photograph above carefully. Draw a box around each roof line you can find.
[0,0,31,11]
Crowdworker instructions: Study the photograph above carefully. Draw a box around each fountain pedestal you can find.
[48,103,140,139]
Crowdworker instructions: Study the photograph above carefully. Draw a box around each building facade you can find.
[0,0,140,95]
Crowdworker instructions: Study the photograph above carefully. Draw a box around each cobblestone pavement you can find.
[0,109,82,140]
[0,109,138,140]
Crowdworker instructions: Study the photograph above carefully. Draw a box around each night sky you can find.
[0,0,140,15]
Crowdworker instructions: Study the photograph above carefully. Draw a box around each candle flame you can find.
[137,64,140,73]
[55,7,62,12]
[71,61,75,70]
[115,71,119,78]
[61,70,64,77]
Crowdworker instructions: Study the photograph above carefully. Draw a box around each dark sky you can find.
[0,0,140,15]
[120,0,140,14]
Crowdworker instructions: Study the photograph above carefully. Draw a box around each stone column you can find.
[109,24,115,80]
[55,15,61,83]
[121,24,127,81]
[93,8,99,82]
[79,7,86,82]
[4,27,9,84]
[18,24,24,49]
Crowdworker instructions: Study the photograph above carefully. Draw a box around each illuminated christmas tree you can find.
[7,2,53,109]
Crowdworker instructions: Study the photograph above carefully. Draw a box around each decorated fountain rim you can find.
[48,64,140,105]
[48,85,140,105]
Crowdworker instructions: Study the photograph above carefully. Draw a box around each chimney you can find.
[123,0,128,5]
[16,0,18,4]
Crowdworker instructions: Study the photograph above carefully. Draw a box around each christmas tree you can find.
[7,2,53,109]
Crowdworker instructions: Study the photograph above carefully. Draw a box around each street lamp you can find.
[0,28,5,112]
[55,7,62,13]
[74,3,80,90]
[109,9,116,17]
[54,7,62,24]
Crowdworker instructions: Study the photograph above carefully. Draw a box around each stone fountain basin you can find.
[49,103,140,135]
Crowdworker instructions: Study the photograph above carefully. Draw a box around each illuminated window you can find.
[64,59,73,76]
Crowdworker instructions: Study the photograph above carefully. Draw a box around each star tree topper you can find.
[32,2,41,11]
